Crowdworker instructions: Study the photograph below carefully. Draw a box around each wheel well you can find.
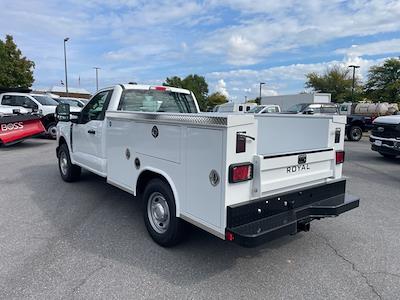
[59,136,67,147]
[136,170,170,197]
[41,114,57,129]
[350,121,363,128]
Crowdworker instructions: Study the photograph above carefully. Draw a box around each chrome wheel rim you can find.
[147,192,170,234]
[60,151,68,176]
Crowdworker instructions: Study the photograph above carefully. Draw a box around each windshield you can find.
[32,95,59,106]
[247,106,265,113]
[119,90,198,113]
[286,103,308,113]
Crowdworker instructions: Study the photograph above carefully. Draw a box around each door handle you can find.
[88,129,96,134]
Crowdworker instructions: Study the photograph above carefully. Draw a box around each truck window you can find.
[246,106,251,111]
[80,90,112,123]
[321,105,338,114]
[119,90,196,113]
[308,104,322,113]
[238,105,243,112]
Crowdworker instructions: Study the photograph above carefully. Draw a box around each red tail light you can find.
[336,151,345,164]
[229,163,253,183]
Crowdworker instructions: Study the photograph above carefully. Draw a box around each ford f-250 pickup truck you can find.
[56,84,360,247]
[370,115,400,158]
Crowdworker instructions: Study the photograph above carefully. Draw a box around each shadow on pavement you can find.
[19,163,301,287]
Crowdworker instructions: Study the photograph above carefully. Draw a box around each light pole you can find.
[259,82,265,104]
[63,37,69,96]
[348,65,360,102]
[93,67,100,91]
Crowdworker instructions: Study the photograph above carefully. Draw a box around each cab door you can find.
[72,89,113,175]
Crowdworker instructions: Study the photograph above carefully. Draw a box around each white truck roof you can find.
[118,84,191,95]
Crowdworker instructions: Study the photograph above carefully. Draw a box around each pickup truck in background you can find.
[370,115,400,158]
[246,104,281,114]
[0,92,81,139]
[284,102,372,141]
[56,84,360,247]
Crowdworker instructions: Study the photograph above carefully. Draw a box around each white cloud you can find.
[199,0,400,65]
[336,39,400,57]
[214,79,229,98]
[206,55,388,102]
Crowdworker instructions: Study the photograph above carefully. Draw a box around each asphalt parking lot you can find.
[0,138,399,299]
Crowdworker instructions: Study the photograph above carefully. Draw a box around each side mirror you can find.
[303,108,314,115]
[56,103,71,122]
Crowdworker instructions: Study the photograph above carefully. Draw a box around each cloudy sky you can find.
[1,0,400,101]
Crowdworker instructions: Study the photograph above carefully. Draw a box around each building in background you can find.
[49,86,92,99]
[261,93,331,111]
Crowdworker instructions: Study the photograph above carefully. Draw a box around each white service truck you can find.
[56,84,359,247]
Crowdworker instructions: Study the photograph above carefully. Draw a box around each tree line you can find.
[305,58,400,103]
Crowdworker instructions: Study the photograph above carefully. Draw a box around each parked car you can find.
[55,83,359,247]
[370,115,400,158]
[0,92,80,138]
[247,104,281,114]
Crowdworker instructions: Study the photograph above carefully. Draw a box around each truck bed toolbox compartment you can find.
[226,180,359,247]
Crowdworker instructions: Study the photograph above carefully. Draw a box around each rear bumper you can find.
[226,179,359,247]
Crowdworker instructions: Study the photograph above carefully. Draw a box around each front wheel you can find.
[46,123,57,139]
[347,126,363,141]
[58,144,81,182]
[143,179,185,247]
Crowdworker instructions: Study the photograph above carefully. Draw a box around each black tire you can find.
[143,178,185,247]
[46,122,57,139]
[58,144,81,182]
[347,126,363,141]
[379,152,397,159]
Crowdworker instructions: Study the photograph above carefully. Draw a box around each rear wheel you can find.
[46,123,57,139]
[143,178,185,247]
[58,144,81,182]
[347,126,362,141]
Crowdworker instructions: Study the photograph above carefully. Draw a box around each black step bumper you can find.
[226,180,359,247]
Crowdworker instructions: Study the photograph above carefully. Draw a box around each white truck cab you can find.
[0,92,80,138]
[214,102,257,113]
[247,104,281,114]
[56,84,359,247]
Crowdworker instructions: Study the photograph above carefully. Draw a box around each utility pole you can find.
[93,67,100,91]
[63,37,70,96]
[348,65,360,102]
[259,82,265,104]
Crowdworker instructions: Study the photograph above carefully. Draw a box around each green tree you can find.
[364,58,400,103]
[163,76,183,88]
[0,35,35,88]
[163,74,209,111]
[206,92,228,109]
[305,65,361,102]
